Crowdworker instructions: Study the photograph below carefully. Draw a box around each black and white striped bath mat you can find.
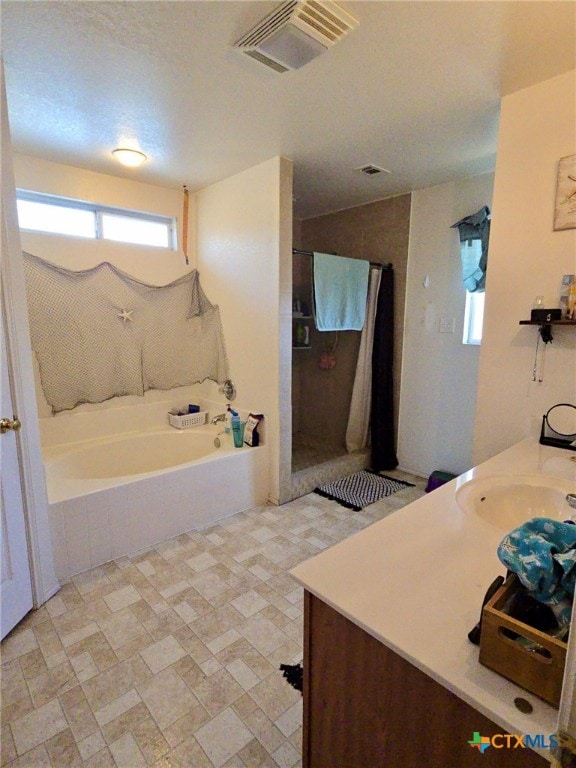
[314,470,414,511]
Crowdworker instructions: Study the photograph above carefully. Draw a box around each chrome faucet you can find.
[210,413,228,425]
[567,493,576,510]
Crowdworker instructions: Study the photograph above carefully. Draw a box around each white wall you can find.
[474,70,576,464]
[196,156,293,505]
[398,173,494,477]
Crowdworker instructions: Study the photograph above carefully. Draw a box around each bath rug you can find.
[314,470,414,511]
[280,662,303,693]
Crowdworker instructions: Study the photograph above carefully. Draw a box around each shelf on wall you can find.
[519,318,576,343]
[519,319,576,326]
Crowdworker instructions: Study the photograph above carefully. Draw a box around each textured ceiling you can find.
[1,1,574,219]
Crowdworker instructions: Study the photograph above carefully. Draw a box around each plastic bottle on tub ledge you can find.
[225,403,241,434]
[229,408,245,448]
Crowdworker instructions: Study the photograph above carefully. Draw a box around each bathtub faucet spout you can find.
[211,413,228,425]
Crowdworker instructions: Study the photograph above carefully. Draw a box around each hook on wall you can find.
[539,324,554,344]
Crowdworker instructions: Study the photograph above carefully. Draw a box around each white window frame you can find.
[16,189,177,250]
[463,289,485,345]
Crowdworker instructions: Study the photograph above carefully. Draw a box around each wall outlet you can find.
[439,316,455,333]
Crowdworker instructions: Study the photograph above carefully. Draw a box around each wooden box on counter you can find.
[479,576,567,708]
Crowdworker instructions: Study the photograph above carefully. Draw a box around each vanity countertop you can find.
[290,438,576,753]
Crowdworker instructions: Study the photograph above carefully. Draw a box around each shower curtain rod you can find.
[292,248,392,270]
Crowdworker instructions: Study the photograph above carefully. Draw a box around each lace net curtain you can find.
[23,251,229,413]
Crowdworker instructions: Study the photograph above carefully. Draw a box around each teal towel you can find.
[313,252,369,331]
[498,517,576,627]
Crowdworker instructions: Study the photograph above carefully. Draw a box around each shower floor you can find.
[291,432,347,472]
[290,431,370,501]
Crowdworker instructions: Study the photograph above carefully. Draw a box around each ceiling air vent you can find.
[234,0,358,73]
[356,165,391,176]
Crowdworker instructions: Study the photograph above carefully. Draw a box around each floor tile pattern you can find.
[1,473,425,767]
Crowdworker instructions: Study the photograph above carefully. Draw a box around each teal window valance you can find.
[451,206,491,293]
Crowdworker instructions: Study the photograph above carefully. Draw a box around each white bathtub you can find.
[42,404,268,580]
[47,428,226,484]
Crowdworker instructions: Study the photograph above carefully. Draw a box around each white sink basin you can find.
[455,474,576,531]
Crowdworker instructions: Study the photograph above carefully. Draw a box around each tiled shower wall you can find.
[293,195,411,451]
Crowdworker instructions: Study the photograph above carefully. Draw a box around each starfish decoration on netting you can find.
[117,308,134,323]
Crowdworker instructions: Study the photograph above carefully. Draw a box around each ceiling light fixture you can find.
[112,148,147,168]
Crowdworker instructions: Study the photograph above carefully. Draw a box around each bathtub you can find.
[42,403,268,580]
[47,428,229,487]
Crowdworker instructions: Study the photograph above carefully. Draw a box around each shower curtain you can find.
[345,266,382,452]
[371,267,398,471]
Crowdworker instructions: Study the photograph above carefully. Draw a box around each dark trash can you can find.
[425,470,456,493]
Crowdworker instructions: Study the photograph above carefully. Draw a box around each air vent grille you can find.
[236,1,298,47]
[357,165,391,176]
[297,0,351,42]
[244,50,290,73]
[234,0,358,72]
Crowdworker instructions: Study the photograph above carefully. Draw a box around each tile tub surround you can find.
[0,473,425,768]
[291,438,576,759]
[40,400,268,581]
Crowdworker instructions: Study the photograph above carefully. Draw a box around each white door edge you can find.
[1,60,59,609]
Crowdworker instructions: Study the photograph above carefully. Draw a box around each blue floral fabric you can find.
[497,517,576,627]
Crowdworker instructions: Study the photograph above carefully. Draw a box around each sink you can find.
[455,474,576,531]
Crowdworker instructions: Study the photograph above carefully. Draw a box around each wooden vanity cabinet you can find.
[302,591,549,768]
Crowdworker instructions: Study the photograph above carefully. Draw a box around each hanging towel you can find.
[313,252,370,331]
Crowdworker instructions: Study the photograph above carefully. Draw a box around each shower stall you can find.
[291,249,370,497]
[291,248,394,497]
[290,195,412,498]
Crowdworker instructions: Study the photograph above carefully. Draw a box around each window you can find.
[100,212,172,248]
[463,290,485,345]
[17,198,95,238]
[16,190,176,249]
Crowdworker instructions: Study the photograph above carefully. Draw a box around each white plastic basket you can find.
[168,411,208,429]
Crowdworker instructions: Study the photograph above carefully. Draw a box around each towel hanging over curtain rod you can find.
[292,248,392,270]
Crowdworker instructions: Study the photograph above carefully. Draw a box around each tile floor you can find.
[1,472,425,768]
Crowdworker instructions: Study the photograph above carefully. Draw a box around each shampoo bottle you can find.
[229,408,244,448]
[225,404,233,433]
